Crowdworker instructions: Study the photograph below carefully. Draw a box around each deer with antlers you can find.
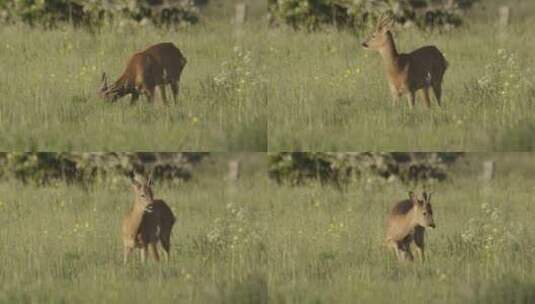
[100,42,186,105]
[386,191,436,262]
[122,172,176,264]
[362,14,448,108]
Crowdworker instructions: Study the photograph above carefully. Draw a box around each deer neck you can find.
[128,200,147,228]
[378,32,401,75]
[113,74,129,91]
[408,204,421,229]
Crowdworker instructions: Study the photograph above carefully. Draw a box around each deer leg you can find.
[389,84,400,106]
[149,243,160,262]
[422,87,432,108]
[406,91,416,108]
[398,238,415,262]
[393,242,404,261]
[414,226,426,262]
[432,83,442,107]
[402,242,414,262]
[158,85,168,105]
[130,92,140,105]
[141,246,148,264]
[160,235,171,262]
[170,82,179,103]
[123,246,133,265]
[393,241,409,262]
[144,87,155,104]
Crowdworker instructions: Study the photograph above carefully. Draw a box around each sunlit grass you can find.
[0,22,267,151]
[266,17,535,151]
[1,153,535,303]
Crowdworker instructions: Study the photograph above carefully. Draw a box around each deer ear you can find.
[408,191,417,202]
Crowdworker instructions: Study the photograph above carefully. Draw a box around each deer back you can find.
[142,42,187,83]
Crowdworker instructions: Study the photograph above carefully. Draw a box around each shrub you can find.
[195,202,266,259]
[0,0,200,28]
[268,0,478,31]
[268,152,462,186]
[461,202,520,260]
[0,152,208,185]
[465,48,535,143]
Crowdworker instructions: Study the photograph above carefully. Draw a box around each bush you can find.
[268,152,462,186]
[0,152,208,185]
[0,0,200,28]
[268,0,478,31]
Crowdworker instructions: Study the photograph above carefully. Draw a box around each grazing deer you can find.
[362,15,448,108]
[100,42,187,105]
[122,174,176,264]
[386,191,436,262]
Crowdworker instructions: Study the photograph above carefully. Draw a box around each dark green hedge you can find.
[268,152,462,186]
[268,0,479,30]
[0,153,208,185]
[0,0,200,27]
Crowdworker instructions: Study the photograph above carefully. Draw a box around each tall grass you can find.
[1,2,534,151]
[1,153,535,303]
[266,13,535,151]
[0,22,267,151]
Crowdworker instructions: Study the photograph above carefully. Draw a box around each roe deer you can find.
[100,42,187,105]
[122,174,176,264]
[386,191,435,262]
[362,15,448,108]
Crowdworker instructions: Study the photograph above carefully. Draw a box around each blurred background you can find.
[1,152,534,186]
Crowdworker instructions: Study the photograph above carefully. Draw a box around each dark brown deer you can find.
[100,42,187,105]
[385,191,436,262]
[362,15,448,108]
[122,173,176,264]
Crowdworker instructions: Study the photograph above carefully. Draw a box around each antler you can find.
[408,191,417,202]
[376,11,395,30]
[147,168,154,186]
[100,72,108,92]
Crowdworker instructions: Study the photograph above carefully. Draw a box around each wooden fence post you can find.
[234,3,247,25]
[227,160,241,182]
[499,6,511,28]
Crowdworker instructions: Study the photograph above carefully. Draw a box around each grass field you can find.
[0,22,267,151]
[267,1,535,151]
[1,1,534,151]
[2,153,535,303]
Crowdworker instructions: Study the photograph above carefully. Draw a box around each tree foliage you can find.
[268,152,462,186]
[268,0,479,30]
[0,152,208,185]
[0,0,200,27]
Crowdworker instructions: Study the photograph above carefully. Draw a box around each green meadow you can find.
[0,21,267,151]
[267,1,535,151]
[1,1,534,151]
[1,153,535,303]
